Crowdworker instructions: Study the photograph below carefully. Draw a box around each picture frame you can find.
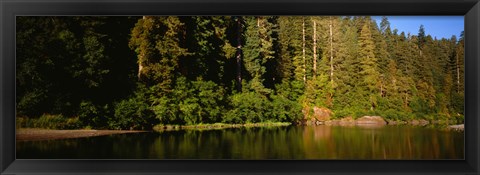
[1,0,479,174]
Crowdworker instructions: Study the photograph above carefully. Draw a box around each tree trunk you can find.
[236,16,243,92]
[313,19,317,78]
[380,76,383,97]
[329,18,334,83]
[138,16,146,81]
[456,52,460,93]
[302,17,306,84]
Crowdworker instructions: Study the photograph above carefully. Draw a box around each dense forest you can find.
[16,16,464,130]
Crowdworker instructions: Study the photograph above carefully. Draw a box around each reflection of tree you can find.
[314,125,332,141]
[17,126,464,159]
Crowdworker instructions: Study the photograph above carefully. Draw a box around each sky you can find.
[371,16,464,40]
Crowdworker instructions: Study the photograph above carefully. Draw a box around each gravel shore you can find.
[16,128,146,141]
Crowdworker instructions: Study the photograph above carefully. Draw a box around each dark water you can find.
[16,125,464,159]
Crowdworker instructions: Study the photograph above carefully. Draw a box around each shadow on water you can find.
[16,125,464,159]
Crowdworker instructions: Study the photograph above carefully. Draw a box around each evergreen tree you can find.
[129,16,189,92]
[358,22,380,111]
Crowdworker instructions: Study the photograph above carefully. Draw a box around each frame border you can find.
[1,0,479,174]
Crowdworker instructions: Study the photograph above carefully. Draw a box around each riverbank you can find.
[16,128,146,141]
[153,122,291,131]
[300,114,464,131]
[17,123,292,141]
[448,124,464,131]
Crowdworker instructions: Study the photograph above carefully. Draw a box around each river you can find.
[16,125,464,159]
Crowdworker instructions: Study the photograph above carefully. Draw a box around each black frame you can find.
[1,0,479,174]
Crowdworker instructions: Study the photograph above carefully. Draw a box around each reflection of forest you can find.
[312,125,332,141]
[17,126,463,159]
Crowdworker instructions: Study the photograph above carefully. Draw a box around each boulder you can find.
[448,124,464,131]
[338,116,356,126]
[312,107,332,122]
[355,116,387,125]
[418,119,429,126]
[409,120,420,125]
[324,120,339,126]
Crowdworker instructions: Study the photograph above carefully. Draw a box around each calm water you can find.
[16,125,464,159]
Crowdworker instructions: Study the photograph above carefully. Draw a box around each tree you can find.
[129,16,189,92]
[242,16,275,94]
[17,16,138,119]
[418,24,426,49]
[358,22,380,111]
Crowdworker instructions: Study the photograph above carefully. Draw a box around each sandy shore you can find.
[16,128,146,141]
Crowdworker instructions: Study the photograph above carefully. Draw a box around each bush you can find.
[111,97,156,130]
[270,94,302,122]
[453,114,464,124]
[16,89,48,117]
[152,77,226,125]
[17,114,81,129]
[381,109,400,121]
[78,101,108,128]
[333,108,356,119]
[223,91,270,124]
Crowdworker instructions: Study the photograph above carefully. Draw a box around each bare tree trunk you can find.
[380,75,383,97]
[138,16,146,80]
[313,19,317,78]
[257,17,260,27]
[456,52,460,93]
[236,16,243,92]
[302,17,306,84]
[329,18,334,83]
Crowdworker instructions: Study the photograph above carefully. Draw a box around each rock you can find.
[408,119,429,126]
[409,120,419,125]
[312,107,332,122]
[355,116,387,125]
[338,116,356,126]
[324,120,339,126]
[448,124,464,131]
[386,120,406,125]
[418,119,429,126]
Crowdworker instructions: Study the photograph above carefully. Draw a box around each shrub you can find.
[224,91,270,124]
[270,94,302,122]
[333,108,355,119]
[78,101,108,128]
[111,97,156,130]
[152,77,226,125]
[17,114,81,129]
[381,109,400,121]
[16,89,48,117]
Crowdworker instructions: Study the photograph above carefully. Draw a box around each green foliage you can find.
[17,114,81,129]
[129,16,189,89]
[16,89,48,117]
[16,16,465,129]
[224,91,270,124]
[78,101,109,128]
[152,77,226,125]
[111,96,156,130]
[270,94,303,122]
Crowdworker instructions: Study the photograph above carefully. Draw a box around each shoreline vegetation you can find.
[17,115,464,142]
[17,114,463,131]
[17,16,464,133]
[153,122,291,131]
[17,119,464,141]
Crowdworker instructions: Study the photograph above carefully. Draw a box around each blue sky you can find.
[371,16,464,40]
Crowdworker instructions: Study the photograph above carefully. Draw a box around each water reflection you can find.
[16,126,464,159]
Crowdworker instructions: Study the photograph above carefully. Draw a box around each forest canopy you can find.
[16,16,464,130]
